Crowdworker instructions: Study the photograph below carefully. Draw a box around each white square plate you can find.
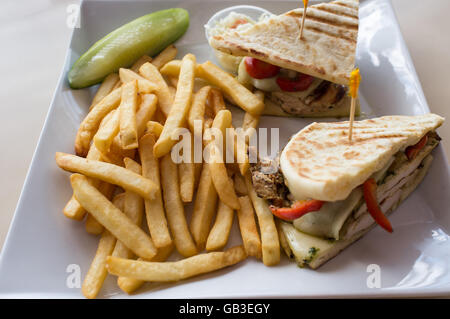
[0,0,449,298]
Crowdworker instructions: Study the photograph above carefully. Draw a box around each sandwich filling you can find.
[251,131,441,251]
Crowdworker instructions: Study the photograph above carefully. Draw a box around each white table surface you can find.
[0,0,449,251]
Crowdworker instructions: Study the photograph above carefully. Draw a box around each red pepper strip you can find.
[405,135,428,160]
[270,200,324,221]
[276,73,314,92]
[244,57,280,79]
[363,178,393,233]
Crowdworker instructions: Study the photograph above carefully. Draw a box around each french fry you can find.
[71,174,157,260]
[146,121,164,137]
[131,55,152,73]
[75,87,122,157]
[63,144,103,220]
[153,54,196,158]
[244,173,280,266]
[106,246,247,282]
[139,134,173,251]
[188,86,211,133]
[152,44,178,69]
[160,154,198,257]
[179,134,195,203]
[112,158,144,260]
[136,94,158,137]
[236,196,262,259]
[90,73,120,110]
[81,192,123,299]
[190,163,218,250]
[55,152,158,200]
[116,248,173,294]
[167,76,178,89]
[234,173,248,196]
[81,230,116,299]
[94,109,120,154]
[119,80,139,149]
[197,61,264,115]
[243,90,263,142]
[119,68,157,94]
[159,59,182,77]
[206,201,235,251]
[139,62,173,117]
[210,88,226,114]
[85,181,116,235]
[209,145,240,210]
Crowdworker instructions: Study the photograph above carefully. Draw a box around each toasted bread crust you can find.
[210,0,359,85]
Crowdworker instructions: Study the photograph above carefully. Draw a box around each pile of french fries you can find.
[55,44,280,299]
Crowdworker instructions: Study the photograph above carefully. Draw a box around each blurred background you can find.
[0,0,449,251]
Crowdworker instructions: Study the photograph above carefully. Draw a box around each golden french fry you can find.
[244,173,280,266]
[119,68,157,94]
[179,134,195,203]
[168,76,178,88]
[106,246,247,282]
[99,93,156,164]
[119,80,139,149]
[160,154,198,257]
[94,109,120,154]
[206,201,235,251]
[139,134,173,251]
[159,59,182,77]
[188,86,211,133]
[85,181,116,235]
[154,108,166,124]
[55,152,158,200]
[131,55,152,73]
[90,73,120,110]
[152,44,178,69]
[234,174,248,196]
[210,145,240,210]
[116,247,174,294]
[136,93,158,138]
[112,158,144,260]
[75,87,122,157]
[197,61,264,115]
[146,121,164,137]
[237,196,262,259]
[190,163,218,250]
[139,62,173,117]
[64,144,105,220]
[112,192,126,211]
[210,88,227,114]
[81,230,116,299]
[153,54,196,158]
[71,174,156,260]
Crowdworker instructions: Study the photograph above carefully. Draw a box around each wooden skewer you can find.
[348,68,361,142]
[299,0,309,40]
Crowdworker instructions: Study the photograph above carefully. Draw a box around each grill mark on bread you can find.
[307,26,356,43]
[286,10,358,30]
[334,1,357,10]
[314,6,358,19]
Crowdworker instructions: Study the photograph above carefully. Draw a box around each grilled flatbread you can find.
[280,114,444,202]
[210,0,360,85]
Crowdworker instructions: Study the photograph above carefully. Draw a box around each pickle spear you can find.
[68,8,189,89]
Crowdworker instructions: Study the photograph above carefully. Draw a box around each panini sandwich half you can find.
[250,114,444,268]
[208,0,360,117]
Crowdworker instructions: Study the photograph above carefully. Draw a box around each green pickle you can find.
[68,8,189,89]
